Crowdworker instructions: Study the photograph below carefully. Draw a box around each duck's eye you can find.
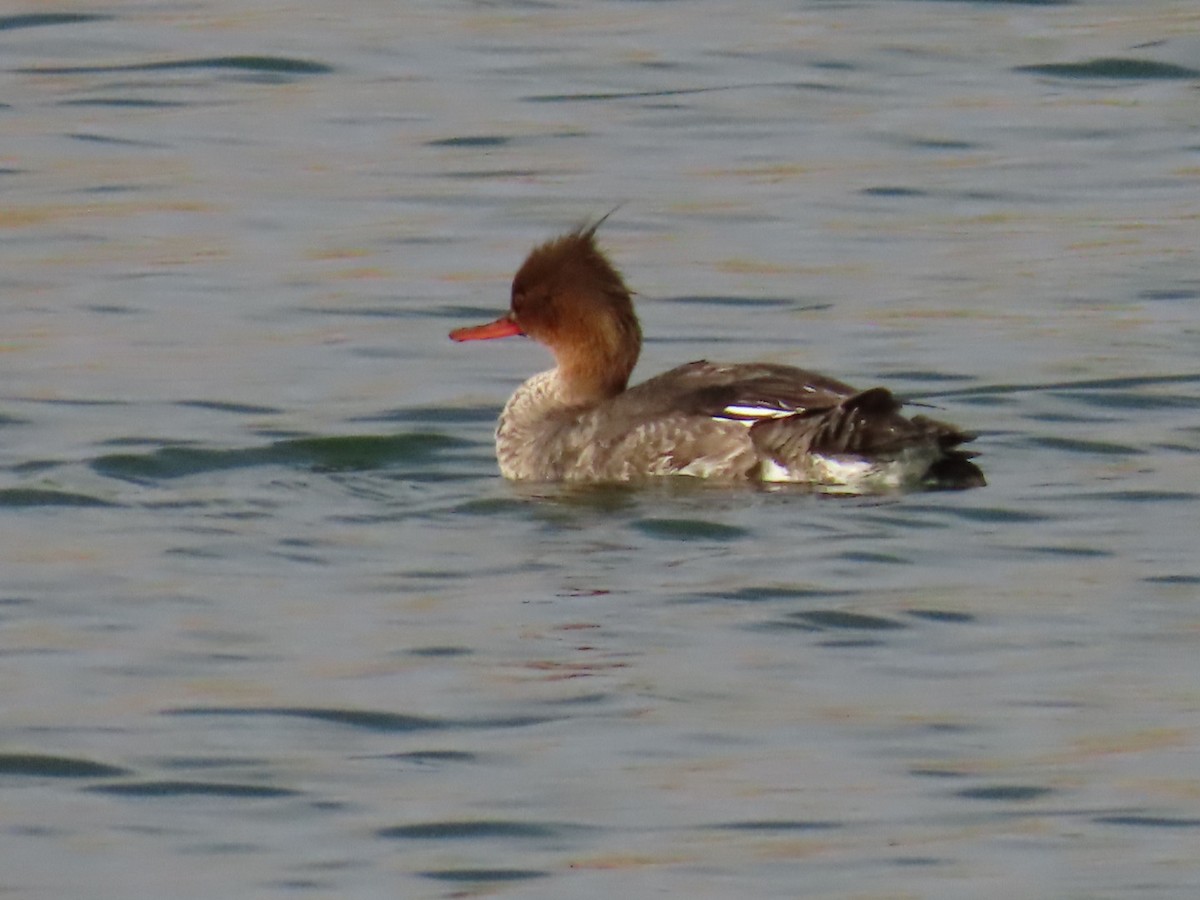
[511,288,528,317]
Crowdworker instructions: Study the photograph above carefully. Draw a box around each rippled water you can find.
[3,2,1199,897]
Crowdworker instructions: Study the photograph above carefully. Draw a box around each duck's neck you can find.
[551,309,642,407]
[494,304,642,478]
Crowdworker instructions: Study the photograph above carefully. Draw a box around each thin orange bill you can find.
[449,315,524,342]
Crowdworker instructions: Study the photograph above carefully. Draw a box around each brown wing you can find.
[620,360,859,420]
[568,360,982,486]
[565,360,860,478]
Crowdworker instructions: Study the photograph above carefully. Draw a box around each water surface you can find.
[3,2,1199,897]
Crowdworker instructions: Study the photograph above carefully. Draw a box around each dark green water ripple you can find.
[0,753,129,778]
[1017,58,1200,80]
[89,433,470,482]
[19,56,334,76]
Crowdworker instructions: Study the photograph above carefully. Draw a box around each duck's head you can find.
[451,220,642,403]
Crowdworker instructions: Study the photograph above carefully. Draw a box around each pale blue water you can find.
[2,3,1199,898]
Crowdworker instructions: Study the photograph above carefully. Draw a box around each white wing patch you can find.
[713,403,797,427]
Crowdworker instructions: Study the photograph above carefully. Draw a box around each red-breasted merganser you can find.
[450,222,984,491]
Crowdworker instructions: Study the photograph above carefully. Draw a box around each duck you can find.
[450,220,984,492]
